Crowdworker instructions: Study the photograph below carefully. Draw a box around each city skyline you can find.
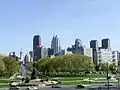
[0,0,120,54]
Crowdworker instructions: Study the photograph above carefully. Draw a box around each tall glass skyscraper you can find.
[33,35,41,60]
[51,35,61,55]
[33,35,41,51]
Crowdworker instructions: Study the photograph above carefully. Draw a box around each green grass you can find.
[0,79,20,88]
[51,74,118,85]
[0,83,9,88]
[61,80,117,85]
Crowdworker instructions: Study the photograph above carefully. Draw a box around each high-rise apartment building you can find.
[51,35,61,55]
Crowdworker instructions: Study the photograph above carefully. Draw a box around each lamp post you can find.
[106,62,110,90]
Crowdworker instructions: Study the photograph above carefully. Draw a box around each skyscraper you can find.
[67,38,84,55]
[51,35,61,55]
[101,38,111,50]
[90,40,99,65]
[33,35,41,60]
[33,35,41,51]
[73,39,84,55]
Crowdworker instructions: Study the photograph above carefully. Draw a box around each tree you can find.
[2,56,20,77]
[31,68,37,80]
[109,63,117,73]
[26,62,34,71]
[99,63,108,72]
[36,54,95,76]
[0,56,6,76]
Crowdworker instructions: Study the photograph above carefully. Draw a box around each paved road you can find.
[3,85,120,90]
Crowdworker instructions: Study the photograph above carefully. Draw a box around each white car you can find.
[25,86,38,90]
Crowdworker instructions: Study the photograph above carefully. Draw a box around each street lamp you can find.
[106,62,111,90]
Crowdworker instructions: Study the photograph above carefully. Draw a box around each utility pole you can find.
[107,63,110,90]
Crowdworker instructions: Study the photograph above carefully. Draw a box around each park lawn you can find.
[0,83,9,88]
[0,79,19,83]
[0,79,20,88]
[52,74,106,81]
[61,80,117,85]
[52,77,85,81]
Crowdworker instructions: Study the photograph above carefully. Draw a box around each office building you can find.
[55,49,65,56]
[40,46,48,58]
[67,39,84,55]
[101,38,111,50]
[51,35,61,55]
[84,47,93,58]
[90,40,99,65]
[47,48,54,57]
[33,46,48,60]
[23,53,31,64]
[29,51,33,58]
[65,50,72,55]
[33,46,41,60]
[33,35,41,60]
[33,35,41,50]
[98,49,118,66]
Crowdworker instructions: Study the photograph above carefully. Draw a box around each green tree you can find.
[99,63,108,72]
[109,63,117,73]
[26,62,34,71]
[31,68,37,80]
[2,56,20,77]
[0,56,6,76]
[36,54,95,76]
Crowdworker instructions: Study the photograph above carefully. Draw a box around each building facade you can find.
[51,35,61,55]
[84,47,93,58]
[40,46,48,58]
[90,40,99,65]
[67,38,84,55]
[33,35,41,60]
[98,49,118,66]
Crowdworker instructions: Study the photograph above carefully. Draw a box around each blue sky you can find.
[0,0,120,55]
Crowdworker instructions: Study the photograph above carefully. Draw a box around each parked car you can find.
[52,85,61,88]
[76,84,86,89]
[25,86,38,90]
[105,83,114,86]
[8,85,20,90]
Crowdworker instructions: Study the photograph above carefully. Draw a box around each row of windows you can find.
[99,59,116,62]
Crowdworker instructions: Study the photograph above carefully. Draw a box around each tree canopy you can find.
[35,54,95,76]
[0,56,20,77]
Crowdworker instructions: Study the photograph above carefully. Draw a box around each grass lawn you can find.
[61,80,118,85]
[0,79,20,88]
[51,74,119,85]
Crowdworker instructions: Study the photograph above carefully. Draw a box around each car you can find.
[52,85,61,88]
[8,85,20,90]
[76,84,86,89]
[105,83,114,86]
[25,87,31,90]
[25,86,38,90]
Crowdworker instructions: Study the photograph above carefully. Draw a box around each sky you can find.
[0,0,120,55]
